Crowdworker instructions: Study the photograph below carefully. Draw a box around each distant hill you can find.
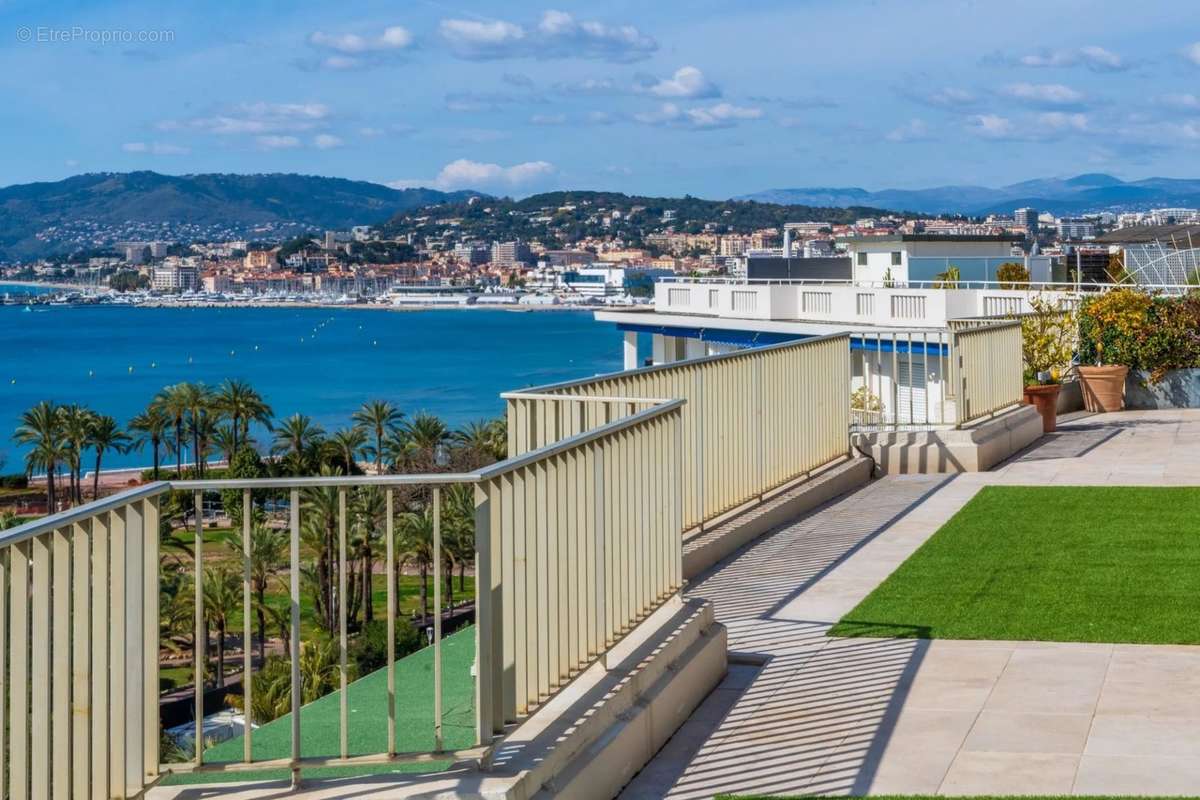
[739,174,1200,216]
[0,171,478,259]
[377,189,899,243]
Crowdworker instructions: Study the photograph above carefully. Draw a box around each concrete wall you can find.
[1125,369,1200,409]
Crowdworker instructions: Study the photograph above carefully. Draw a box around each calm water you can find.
[0,305,631,470]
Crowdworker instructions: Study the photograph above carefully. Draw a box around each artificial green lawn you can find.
[720,796,1197,800]
[163,625,475,785]
[829,486,1200,645]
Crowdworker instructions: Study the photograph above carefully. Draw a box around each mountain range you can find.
[739,174,1200,217]
[0,171,476,259]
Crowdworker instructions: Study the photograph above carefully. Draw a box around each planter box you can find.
[1125,368,1200,409]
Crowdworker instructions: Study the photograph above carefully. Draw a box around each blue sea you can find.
[0,304,634,470]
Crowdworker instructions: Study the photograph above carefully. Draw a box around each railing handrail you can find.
[657,276,1199,291]
[0,480,172,548]
[953,319,1021,336]
[0,400,688,549]
[479,399,685,480]
[506,330,852,397]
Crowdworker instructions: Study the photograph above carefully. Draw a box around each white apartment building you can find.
[841,234,1049,285]
[152,259,200,292]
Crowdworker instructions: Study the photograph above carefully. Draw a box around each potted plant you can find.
[1020,296,1076,432]
[1076,288,1151,413]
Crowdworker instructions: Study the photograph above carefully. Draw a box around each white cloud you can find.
[309,26,412,54]
[359,127,385,137]
[885,119,931,142]
[1017,46,1127,72]
[1037,112,1088,132]
[967,114,1016,139]
[1001,82,1085,106]
[531,113,567,125]
[390,159,555,191]
[159,102,330,135]
[636,102,762,130]
[925,87,976,107]
[313,134,344,149]
[1185,42,1200,66]
[1160,93,1200,110]
[122,141,190,155]
[440,10,656,62]
[639,66,719,99]
[256,135,302,150]
[307,25,413,69]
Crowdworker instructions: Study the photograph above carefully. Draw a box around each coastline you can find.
[0,279,91,290]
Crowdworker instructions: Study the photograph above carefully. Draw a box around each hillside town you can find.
[5,196,1200,306]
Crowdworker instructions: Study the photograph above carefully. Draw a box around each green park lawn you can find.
[829,486,1200,645]
[163,625,476,785]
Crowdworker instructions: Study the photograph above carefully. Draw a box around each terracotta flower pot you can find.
[1077,365,1129,413]
[1022,384,1061,433]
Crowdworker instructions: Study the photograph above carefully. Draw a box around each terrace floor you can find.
[621,409,1200,798]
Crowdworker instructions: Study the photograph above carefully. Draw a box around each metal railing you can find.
[658,276,1198,292]
[950,321,1024,425]
[0,400,685,797]
[503,333,852,530]
[849,328,954,429]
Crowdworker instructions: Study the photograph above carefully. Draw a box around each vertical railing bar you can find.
[289,489,301,778]
[242,488,253,763]
[10,541,30,800]
[0,548,6,797]
[193,491,204,768]
[432,486,443,752]
[70,522,92,799]
[143,497,161,783]
[338,487,349,760]
[594,447,607,669]
[386,488,396,756]
[31,532,51,795]
[92,513,110,800]
[52,525,71,800]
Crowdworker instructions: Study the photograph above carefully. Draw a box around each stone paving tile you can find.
[1074,754,1200,795]
[939,752,1080,795]
[623,411,1200,799]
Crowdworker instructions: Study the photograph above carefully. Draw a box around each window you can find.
[856,252,868,266]
[891,251,902,266]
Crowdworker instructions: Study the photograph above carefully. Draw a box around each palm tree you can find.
[0,510,19,530]
[61,404,94,505]
[153,384,193,478]
[300,467,343,632]
[13,401,67,511]
[351,400,402,475]
[202,566,240,688]
[187,409,220,478]
[86,414,130,500]
[443,483,476,594]
[453,418,507,466]
[327,427,368,474]
[128,406,170,480]
[298,638,341,703]
[215,379,273,454]
[271,414,325,474]
[211,424,239,466]
[352,487,386,624]
[184,383,218,478]
[228,522,287,663]
[400,412,450,470]
[397,508,436,624]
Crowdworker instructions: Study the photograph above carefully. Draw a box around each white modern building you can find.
[840,234,1050,285]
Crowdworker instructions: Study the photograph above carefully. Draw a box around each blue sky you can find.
[2,0,1200,197]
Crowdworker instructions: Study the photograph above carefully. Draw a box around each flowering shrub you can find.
[1077,289,1200,381]
[1020,296,1076,385]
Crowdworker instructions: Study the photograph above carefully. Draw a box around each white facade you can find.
[841,237,1049,285]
